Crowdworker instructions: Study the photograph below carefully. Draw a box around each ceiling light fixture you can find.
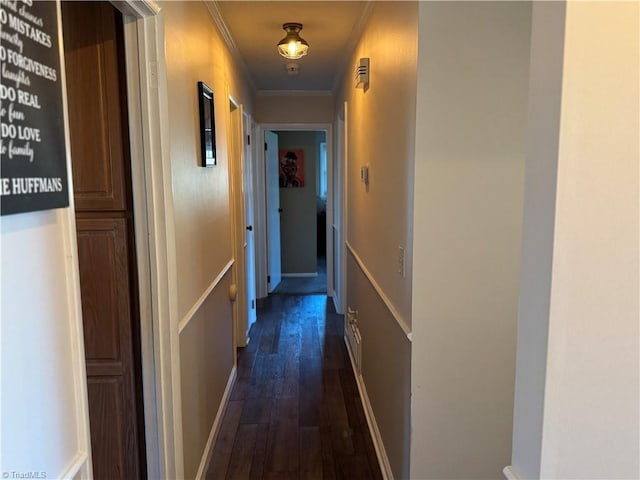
[277,23,309,60]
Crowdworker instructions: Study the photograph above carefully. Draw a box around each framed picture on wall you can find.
[197,81,216,167]
[279,149,305,187]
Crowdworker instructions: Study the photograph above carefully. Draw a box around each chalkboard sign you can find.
[0,1,69,215]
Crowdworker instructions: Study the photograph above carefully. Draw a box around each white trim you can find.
[343,337,394,479]
[178,259,235,334]
[195,367,238,480]
[227,97,248,348]
[93,2,180,477]
[260,123,333,131]
[503,466,522,480]
[112,0,160,18]
[57,0,94,476]
[332,101,348,315]
[58,452,89,480]
[204,1,257,92]
[243,111,258,332]
[254,129,268,299]
[256,123,334,302]
[204,1,236,50]
[256,90,333,97]
[119,10,164,478]
[331,1,374,92]
[281,272,318,278]
[346,241,412,341]
[130,10,183,478]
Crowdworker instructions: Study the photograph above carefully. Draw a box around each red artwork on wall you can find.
[279,149,305,188]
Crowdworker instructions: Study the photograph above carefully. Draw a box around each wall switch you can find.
[398,246,405,277]
[360,165,370,191]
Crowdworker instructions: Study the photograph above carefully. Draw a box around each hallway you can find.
[273,258,328,295]
[206,295,382,479]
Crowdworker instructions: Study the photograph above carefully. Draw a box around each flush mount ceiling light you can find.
[277,22,309,60]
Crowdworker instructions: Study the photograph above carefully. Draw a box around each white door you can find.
[265,131,281,292]
[244,115,257,329]
[334,114,346,313]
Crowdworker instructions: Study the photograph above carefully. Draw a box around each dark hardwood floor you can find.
[206,295,382,480]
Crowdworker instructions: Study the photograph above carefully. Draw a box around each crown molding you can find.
[112,0,161,18]
[256,90,333,97]
[332,1,374,93]
[204,1,257,92]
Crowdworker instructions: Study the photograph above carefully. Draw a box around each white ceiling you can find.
[214,1,370,91]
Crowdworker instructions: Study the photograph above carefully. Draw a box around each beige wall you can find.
[335,2,418,477]
[510,2,639,478]
[256,93,334,124]
[347,254,412,478]
[411,2,531,478]
[338,3,417,328]
[161,1,254,477]
[277,131,319,274]
[540,4,639,475]
[179,271,234,480]
[163,0,252,317]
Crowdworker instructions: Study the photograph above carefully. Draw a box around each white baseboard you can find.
[281,272,318,278]
[195,366,237,480]
[343,337,394,479]
[58,451,88,479]
[503,465,522,479]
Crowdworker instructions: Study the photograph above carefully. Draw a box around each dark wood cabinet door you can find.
[76,218,141,480]
[63,1,129,211]
[63,3,145,479]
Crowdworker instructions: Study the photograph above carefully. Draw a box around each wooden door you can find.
[62,2,146,478]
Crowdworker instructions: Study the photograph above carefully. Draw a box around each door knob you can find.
[246,225,253,231]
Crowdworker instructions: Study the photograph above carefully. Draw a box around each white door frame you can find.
[228,96,248,348]
[255,123,336,300]
[334,103,348,314]
[115,2,184,478]
[243,112,258,332]
[264,131,283,293]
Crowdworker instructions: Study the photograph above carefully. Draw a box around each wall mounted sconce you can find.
[355,57,370,89]
[277,22,309,60]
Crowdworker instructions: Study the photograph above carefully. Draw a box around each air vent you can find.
[355,57,369,89]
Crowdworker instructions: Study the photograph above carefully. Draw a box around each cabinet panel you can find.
[87,377,139,479]
[76,218,129,365]
[63,1,128,211]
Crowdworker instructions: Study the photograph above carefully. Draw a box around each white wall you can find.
[1,211,90,479]
[538,2,638,478]
[411,2,532,478]
[510,3,639,479]
[510,3,565,477]
[1,2,91,476]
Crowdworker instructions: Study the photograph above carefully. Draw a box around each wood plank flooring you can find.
[206,295,382,480]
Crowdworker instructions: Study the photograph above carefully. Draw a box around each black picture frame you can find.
[197,81,216,167]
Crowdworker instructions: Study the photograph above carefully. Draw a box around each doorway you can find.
[273,130,327,295]
[257,125,336,301]
[62,2,147,478]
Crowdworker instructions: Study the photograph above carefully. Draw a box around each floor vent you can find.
[345,307,362,374]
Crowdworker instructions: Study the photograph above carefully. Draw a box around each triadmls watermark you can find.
[2,472,47,479]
